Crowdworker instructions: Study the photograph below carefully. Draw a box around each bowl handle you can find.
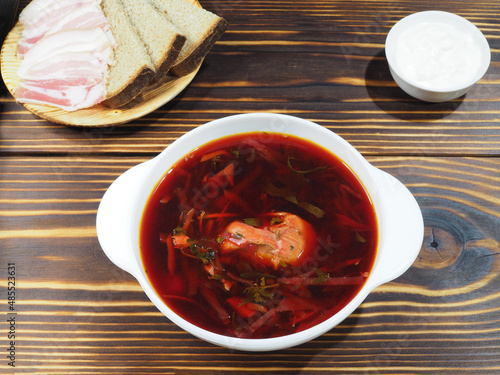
[96,159,155,277]
[367,166,424,288]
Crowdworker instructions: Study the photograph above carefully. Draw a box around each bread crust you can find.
[156,34,187,77]
[101,0,228,107]
[170,17,228,76]
[102,66,155,108]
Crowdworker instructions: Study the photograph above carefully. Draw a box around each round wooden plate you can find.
[0,0,201,127]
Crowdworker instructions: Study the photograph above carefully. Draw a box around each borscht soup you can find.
[139,132,378,339]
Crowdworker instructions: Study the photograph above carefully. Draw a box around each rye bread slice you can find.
[120,0,186,78]
[149,0,228,76]
[100,0,156,108]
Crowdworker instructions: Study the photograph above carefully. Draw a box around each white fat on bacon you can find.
[19,27,112,76]
[15,80,107,112]
[44,3,114,44]
[18,0,96,25]
[18,51,106,84]
[17,0,101,58]
[15,0,115,111]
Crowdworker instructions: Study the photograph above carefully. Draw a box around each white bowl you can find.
[385,11,490,102]
[96,113,424,351]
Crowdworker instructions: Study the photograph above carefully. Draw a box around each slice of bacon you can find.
[17,0,101,59]
[19,26,112,73]
[19,0,98,25]
[15,28,112,111]
[18,51,106,83]
[15,80,106,112]
[45,3,110,36]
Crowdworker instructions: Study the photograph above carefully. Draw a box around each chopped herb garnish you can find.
[243,280,278,303]
[270,216,283,226]
[243,218,263,227]
[314,268,330,283]
[356,231,367,243]
[265,183,294,198]
[240,272,274,280]
[172,227,186,235]
[242,275,279,303]
[230,149,240,159]
[233,232,244,240]
[189,244,215,264]
[265,183,325,218]
[285,196,325,218]
[211,274,226,281]
[287,156,327,175]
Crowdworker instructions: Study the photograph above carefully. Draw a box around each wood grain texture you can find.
[1,0,500,154]
[1,156,500,374]
[2,0,500,374]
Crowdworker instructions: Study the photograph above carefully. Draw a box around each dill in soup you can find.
[139,132,378,339]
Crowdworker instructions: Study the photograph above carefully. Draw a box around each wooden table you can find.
[1,0,500,373]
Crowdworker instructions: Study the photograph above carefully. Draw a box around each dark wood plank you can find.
[1,0,500,156]
[1,155,499,373]
[2,1,500,373]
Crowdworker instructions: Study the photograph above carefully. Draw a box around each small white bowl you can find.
[385,11,490,102]
[96,113,424,352]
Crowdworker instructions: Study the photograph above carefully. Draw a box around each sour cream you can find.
[394,22,481,90]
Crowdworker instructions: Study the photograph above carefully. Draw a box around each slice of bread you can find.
[149,0,228,76]
[120,0,186,78]
[101,0,156,108]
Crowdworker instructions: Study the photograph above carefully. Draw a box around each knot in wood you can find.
[415,227,462,269]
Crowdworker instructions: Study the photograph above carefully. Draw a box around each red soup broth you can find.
[140,132,378,339]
